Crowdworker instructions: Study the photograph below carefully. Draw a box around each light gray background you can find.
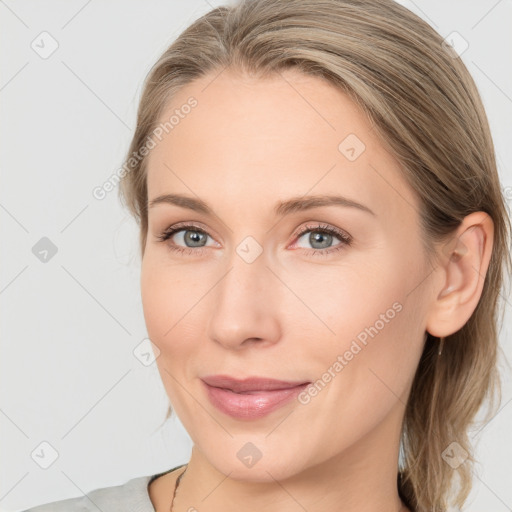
[1,1,511,511]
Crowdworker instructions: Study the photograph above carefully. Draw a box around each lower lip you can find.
[203,381,310,420]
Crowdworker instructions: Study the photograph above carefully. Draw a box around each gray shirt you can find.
[21,464,186,512]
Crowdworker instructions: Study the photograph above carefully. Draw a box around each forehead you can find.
[145,68,419,220]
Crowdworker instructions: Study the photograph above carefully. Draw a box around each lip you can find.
[201,375,310,420]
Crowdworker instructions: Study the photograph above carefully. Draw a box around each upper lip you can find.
[202,375,310,392]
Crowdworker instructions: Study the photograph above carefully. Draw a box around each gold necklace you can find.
[169,466,187,512]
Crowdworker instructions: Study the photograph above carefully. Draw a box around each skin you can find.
[142,68,494,512]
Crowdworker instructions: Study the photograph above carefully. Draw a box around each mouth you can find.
[201,375,311,420]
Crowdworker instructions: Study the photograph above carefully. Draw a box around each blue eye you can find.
[157,223,213,256]
[293,223,352,256]
[157,222,352,257]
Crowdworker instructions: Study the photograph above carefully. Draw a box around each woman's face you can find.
[141,68,437,480]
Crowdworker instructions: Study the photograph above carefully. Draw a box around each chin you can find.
[216,462,295,483]
[203,442,310,483]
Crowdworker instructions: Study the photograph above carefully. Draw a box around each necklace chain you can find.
[169,466,187,512]
[169,466,408,512]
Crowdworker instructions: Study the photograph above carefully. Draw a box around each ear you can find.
[425,212,494,338]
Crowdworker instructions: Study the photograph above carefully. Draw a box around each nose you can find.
[207,250,282,350]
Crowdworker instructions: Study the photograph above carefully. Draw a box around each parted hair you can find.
[118,1,512,510]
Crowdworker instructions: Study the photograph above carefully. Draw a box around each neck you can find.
[172,402,409,512]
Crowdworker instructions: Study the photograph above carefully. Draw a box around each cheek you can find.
[291,267,426,456]
[140,254,212,362]
[140,259,196,406]
[140,256,190,352]
[141,248,195,320]
[141,259,169,342]
[282,255,396,346]
[292,248,425,389]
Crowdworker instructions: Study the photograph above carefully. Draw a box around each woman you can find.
[23,0,511,511]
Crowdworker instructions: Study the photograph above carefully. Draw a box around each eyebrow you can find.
[148,193,375,217]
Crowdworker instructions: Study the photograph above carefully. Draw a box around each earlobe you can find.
[425,212,494,339]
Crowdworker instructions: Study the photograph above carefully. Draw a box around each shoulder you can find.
[20,474,154,512]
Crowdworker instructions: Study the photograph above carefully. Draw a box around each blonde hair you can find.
[119,0,512,510]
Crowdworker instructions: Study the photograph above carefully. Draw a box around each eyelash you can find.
[156,222,353,257]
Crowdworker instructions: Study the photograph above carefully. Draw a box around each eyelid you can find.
[288,222,352,251]
[292,222,352,241]
[157,221,218,242]
[157,221,352,255]
[157,222,349,241]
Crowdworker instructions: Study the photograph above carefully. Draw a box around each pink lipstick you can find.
[202,375,310,420]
